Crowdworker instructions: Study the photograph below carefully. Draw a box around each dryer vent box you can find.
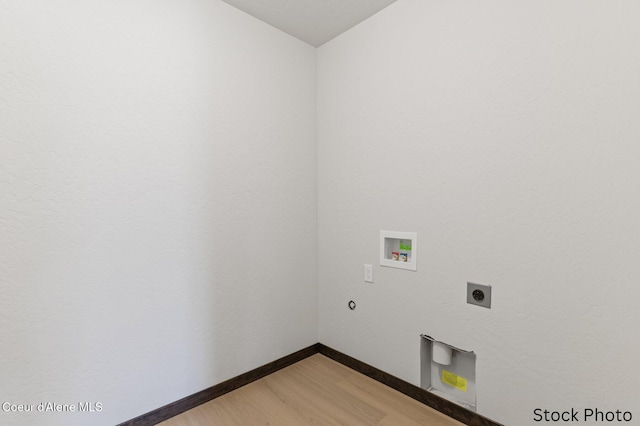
[420,334,477,411]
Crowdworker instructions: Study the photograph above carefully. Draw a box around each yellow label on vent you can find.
[442,370,467,392]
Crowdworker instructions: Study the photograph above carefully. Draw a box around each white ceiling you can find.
[221,0,398,47]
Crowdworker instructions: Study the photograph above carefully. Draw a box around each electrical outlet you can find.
[467,282,491,308]
[364,264,373,283]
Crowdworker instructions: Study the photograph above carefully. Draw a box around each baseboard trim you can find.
[116,343,320,426]
[118,342,501,426]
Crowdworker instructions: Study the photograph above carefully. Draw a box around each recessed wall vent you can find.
[420,335,477,411]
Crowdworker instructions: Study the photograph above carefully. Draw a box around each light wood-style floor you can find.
[159,354,464,425]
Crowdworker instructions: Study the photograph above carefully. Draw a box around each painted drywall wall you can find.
[0,1,317,425]
[317,1,640,424]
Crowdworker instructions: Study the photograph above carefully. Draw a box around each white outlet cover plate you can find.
[364,264,373,282]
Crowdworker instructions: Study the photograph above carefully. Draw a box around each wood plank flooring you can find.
[159,354,464,425]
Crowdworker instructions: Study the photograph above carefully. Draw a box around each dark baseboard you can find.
[317,344,503,426]
[118,342,502,426]
[116,343,320,426]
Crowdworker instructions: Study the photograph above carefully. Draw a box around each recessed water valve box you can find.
[379,230,417,271]
[467,282,491,308]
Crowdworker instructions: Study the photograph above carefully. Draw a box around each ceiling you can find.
[221,0,398,47]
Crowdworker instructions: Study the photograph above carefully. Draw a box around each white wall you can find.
[0,1,317,425]
[318,1,640,424]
